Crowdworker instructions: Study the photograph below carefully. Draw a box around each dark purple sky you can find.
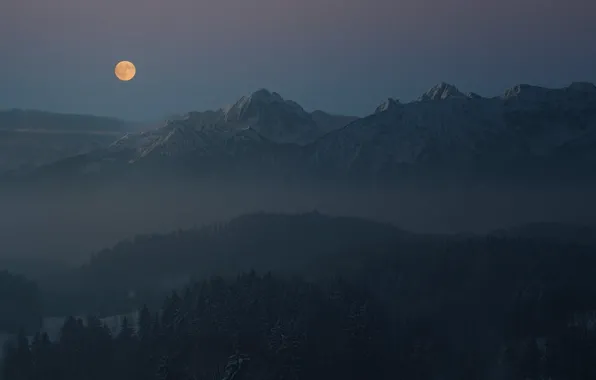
[1,0,595,120]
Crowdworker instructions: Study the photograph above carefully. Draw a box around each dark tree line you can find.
[5,214,596,379]
[41,213,596,321]
[5,256,596,379]
[42,213,401,317]
[3,272,388,380]
[7,269,596,379]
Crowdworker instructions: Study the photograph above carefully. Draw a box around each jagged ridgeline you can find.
[5,82,596,185]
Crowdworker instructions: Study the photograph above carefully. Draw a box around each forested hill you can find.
[41,212,596,319]
[6,273,387,380]
[4,213,596,379]
[42,212,404,315]
[81,212,402,286]
[490,222,596,246]
[10,262,596,380]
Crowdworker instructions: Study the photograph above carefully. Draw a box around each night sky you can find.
[1,0,595,121]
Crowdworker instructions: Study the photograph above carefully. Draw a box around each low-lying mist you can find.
[1,177,595,269]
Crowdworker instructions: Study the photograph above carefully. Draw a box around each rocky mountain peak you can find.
[502,84,547,100]
[375,98,400,113]
[501,82,596,105]
[224,89,301,122]
[418,82,467,101]
[246,88,284,104]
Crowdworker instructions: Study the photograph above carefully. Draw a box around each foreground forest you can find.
[4,270,596,380]
[2,213,596,379]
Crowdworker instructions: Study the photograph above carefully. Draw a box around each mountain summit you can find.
[223,89,286,121]
[375,98,400,113]
[221,89,321,144]
[418,82,468,101]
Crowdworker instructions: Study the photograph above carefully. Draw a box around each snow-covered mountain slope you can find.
[103,89,355,160]
[418,82,469,101]
[109,89,350,149]
[221,89,319,145]
[222,88,357,144]
[38,113,302,179]
[374,98,400,114]
[308,82,596,177]
[106,111,266,161]
[40,89,354,176]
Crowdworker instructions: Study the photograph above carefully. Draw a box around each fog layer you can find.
[1,178,595,266]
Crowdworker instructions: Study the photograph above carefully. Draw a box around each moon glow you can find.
[114,61,136,81]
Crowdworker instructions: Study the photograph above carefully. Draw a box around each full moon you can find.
[114,60,136,81]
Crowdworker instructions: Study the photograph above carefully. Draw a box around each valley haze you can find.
[1,82,595,267]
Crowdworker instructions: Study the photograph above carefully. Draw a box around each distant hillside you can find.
[40,212,403,315]
[41,212,596,317]
[490,222,596,246]
[79,212,402,287]
[0,109,133,133]
[0,109,139,172]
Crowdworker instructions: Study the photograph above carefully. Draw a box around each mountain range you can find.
[6,81,596,184]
